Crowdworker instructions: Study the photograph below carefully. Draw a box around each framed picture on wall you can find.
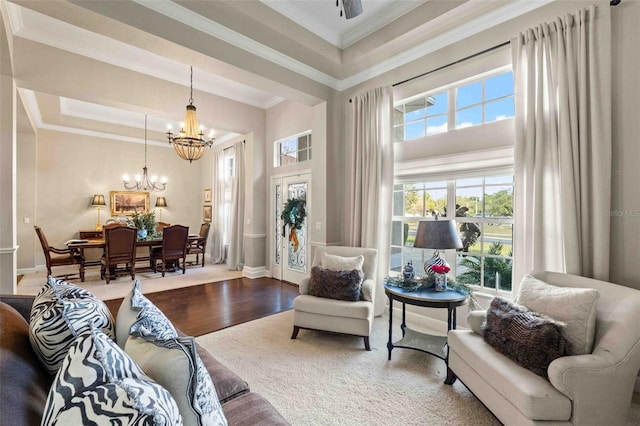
[110,191,149,216]
[204,188,212,203]
[203,205,212,223]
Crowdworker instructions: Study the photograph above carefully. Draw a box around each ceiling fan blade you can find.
[342,0,363,19]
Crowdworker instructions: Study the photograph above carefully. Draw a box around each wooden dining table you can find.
[67,235,204,269]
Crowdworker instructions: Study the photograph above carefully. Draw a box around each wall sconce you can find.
[155,197,167,221]
[91,194,106,231]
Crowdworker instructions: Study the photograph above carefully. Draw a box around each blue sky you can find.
[398,71,514,140]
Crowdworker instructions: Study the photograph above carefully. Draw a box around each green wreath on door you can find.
[281,198,306,252]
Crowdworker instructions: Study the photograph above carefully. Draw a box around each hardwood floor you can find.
[105,277,299,337]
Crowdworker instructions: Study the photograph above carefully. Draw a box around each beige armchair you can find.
[291,246,378,351]
[447,271,640,425]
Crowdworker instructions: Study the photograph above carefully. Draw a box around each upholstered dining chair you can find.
[187,222,210,267]
[150,224,189,277]
[34,226,85,282]
[291,246,378,351]
[100,226,137,284]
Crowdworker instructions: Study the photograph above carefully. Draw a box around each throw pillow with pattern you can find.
[29,276,116,376]
[41,327,183,425]
[125,335,227,426]
[116,279,177,347]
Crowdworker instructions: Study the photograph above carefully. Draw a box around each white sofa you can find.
[447,270,640,425]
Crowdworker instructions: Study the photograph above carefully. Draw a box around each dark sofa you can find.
[0,294,289,426]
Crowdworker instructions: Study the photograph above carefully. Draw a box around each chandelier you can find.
[167,66,215,163]
[123,115,167,192]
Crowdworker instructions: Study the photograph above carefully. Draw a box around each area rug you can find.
[17,263,242,301]
[198,310,496,425]
[197,310,640,425]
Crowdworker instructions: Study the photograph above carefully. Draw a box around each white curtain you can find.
[348,86,394,316]
[512,6,611,285]
[226,141,245,271]
[210,149,226,264]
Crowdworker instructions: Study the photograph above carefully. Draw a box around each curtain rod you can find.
[348,40,509,102]
[350,0,620,102]
[392,40,510,88]
[223,140,246,152]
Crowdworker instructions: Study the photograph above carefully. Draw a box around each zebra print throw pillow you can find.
[41,327,183,425]
[125,335,228,426]
[29,276,116,376]
[116,279,177,347]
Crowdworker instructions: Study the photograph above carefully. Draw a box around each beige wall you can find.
[20,130,205,271]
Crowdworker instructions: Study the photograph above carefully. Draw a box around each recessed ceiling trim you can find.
[133,0,340,88]
[260,0,342,47]
[337,0,553,91]
[18,89,43,127]
[37,122,173,147]
[8,3,281,109]
[340,0,425,48]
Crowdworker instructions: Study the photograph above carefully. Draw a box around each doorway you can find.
[271,173,311,284]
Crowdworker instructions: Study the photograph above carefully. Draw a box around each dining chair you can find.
[150,225,189,277]
[187,222,211,267]
[34,226,85,282]
[100,226,138,284]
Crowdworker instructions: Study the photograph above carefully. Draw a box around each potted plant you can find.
[131,211,157,239]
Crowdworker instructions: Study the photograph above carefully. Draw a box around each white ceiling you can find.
[2,0,551,146]
[261,0,427,48]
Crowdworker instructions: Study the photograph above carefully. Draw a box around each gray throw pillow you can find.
[483,297,571,378]
[309,266,364,301]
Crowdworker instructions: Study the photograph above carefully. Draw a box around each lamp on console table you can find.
[155,197,167,222]
[91,194,106,231]
[413,218,463,279]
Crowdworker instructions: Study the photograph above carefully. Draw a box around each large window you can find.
[393,70,514,142]
[391,174,514,292]
[274,131,312,167]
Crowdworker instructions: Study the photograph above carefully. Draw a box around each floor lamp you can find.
[413,219,463,276]
[91,194,106,231]
[155,197,167,221]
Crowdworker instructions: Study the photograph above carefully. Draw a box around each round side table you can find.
[385,284,468,384]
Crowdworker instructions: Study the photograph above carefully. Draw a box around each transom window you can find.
[274,131,312,167]
[456,72,514,129]
[391,174,514,292]
[393,70,514,142]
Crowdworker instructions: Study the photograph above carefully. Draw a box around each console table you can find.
[79,230,104,239]
[385,284,468,384]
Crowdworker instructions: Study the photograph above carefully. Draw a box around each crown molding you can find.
[341,0,424,48]
[133,0,340,89]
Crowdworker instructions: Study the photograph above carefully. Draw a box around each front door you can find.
[271,173,311,284]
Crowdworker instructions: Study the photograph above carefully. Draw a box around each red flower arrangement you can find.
[431,264,450,274]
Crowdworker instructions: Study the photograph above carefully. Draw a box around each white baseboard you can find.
[17,266,41,275]
[242,266,270,279]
